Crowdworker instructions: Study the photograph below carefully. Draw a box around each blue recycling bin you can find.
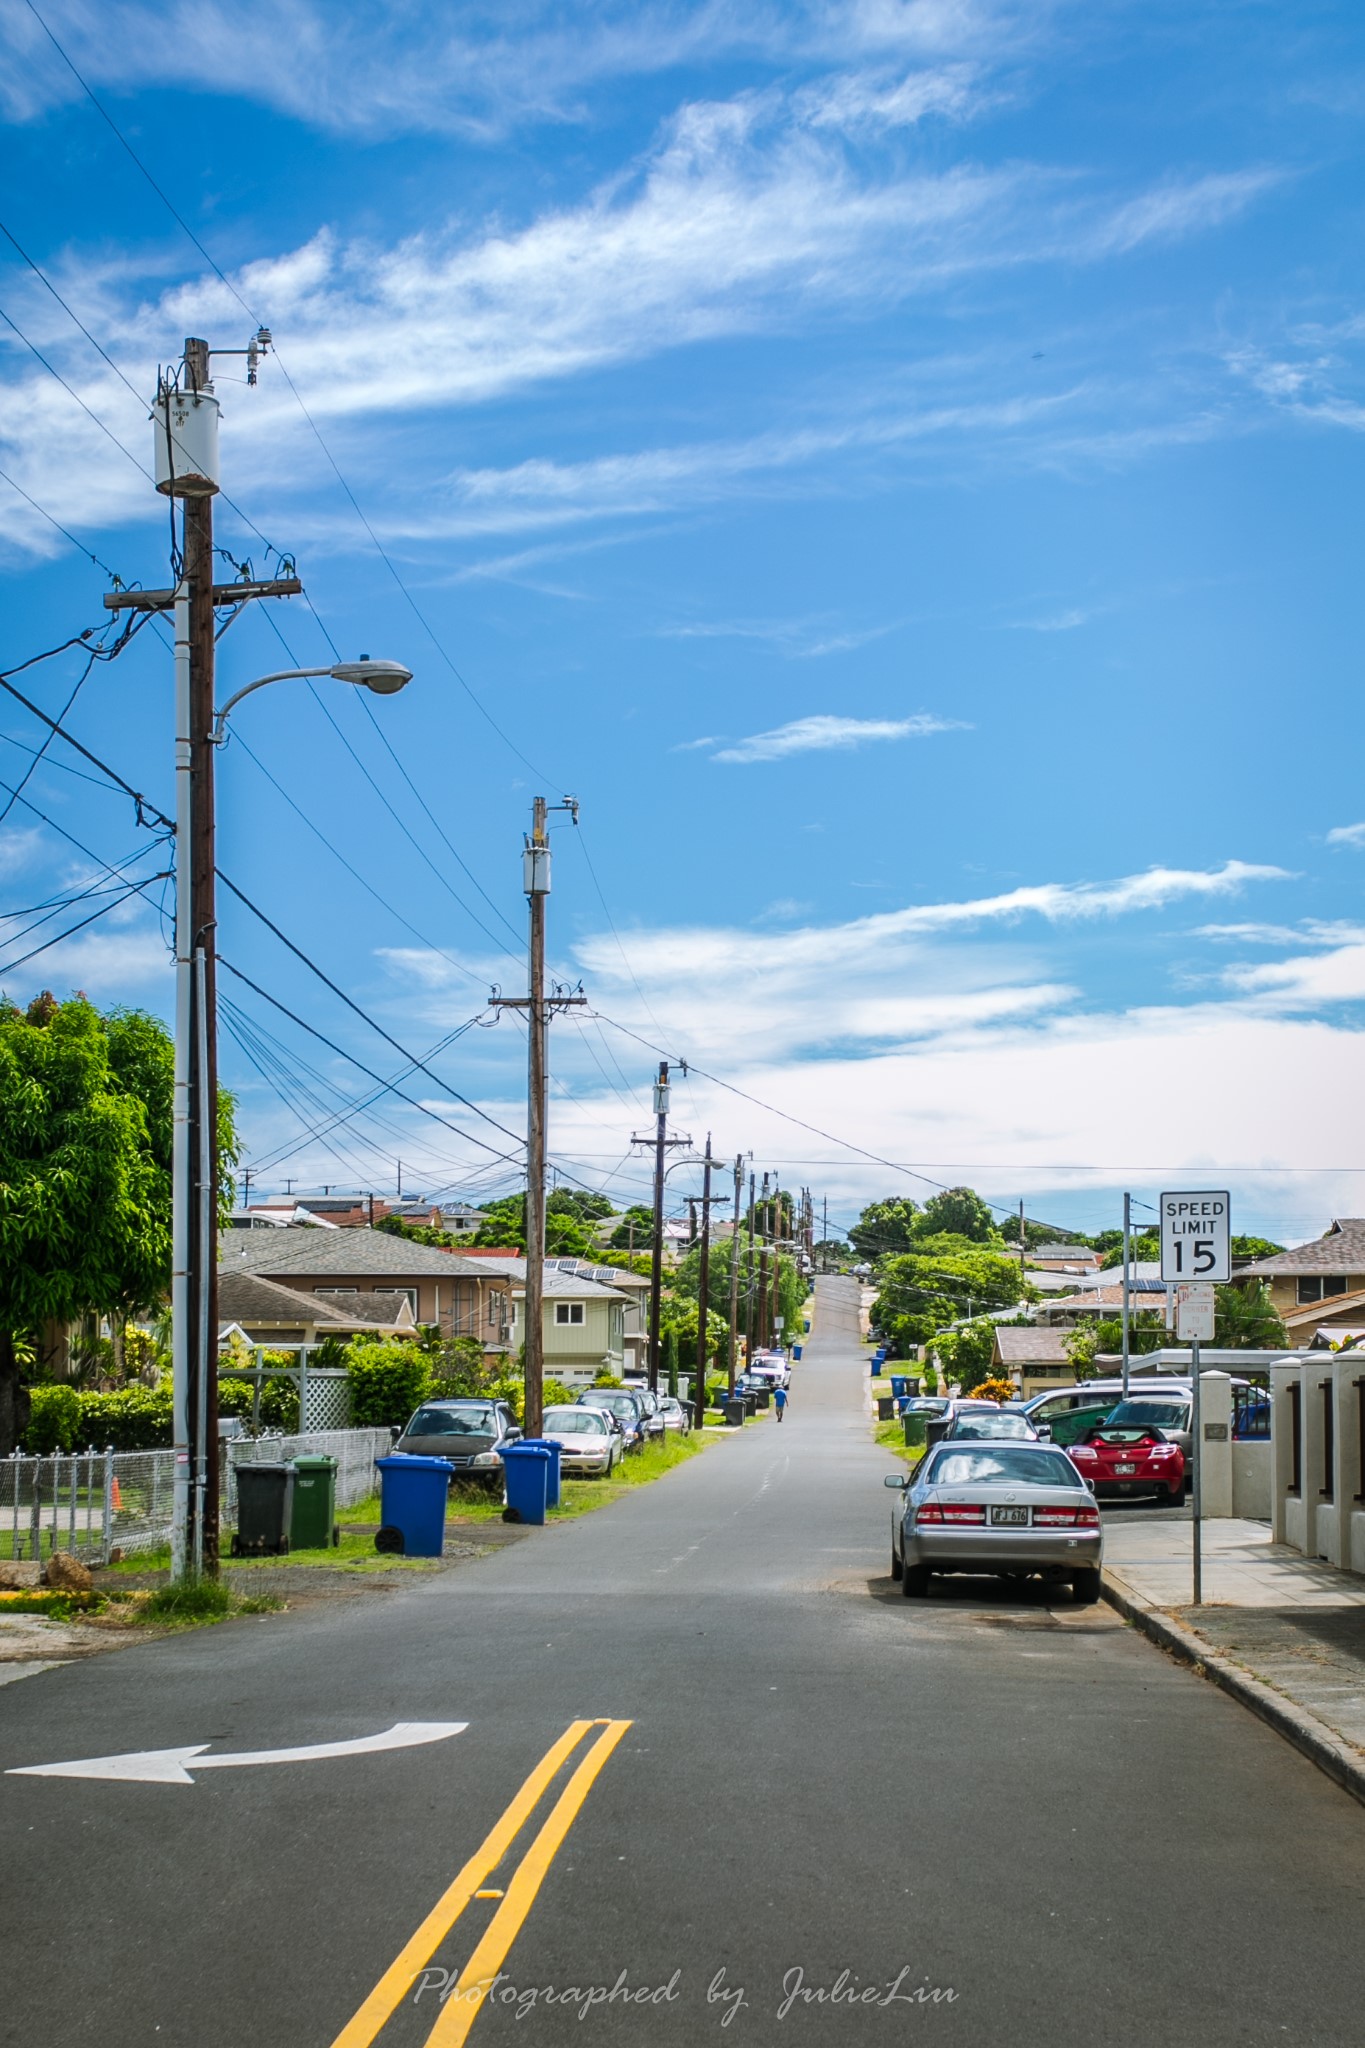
[792,1344,803,1361]
[374,1454,452,1557]
[502,1442,552,1526]
[516,1438,562,1509]
[890,1374,909,1398]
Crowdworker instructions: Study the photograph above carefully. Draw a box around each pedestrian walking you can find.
[774,1384,788,1422]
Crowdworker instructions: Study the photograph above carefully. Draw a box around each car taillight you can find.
[1069,1445,1097,1459]
[916,1503,986,1524]
[1034,1505,1102,1527]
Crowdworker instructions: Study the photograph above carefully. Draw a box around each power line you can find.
[0,870,169,978]
[0,624,172,830]
[0,460,127,582]
[217,872,528,1150]
[20,0,557,785]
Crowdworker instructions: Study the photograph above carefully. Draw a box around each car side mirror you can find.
[1084,1478,1096,1492]
[389,1424,402,1442]
[883,1473,910,1489]
[1035,1424,1052,1440]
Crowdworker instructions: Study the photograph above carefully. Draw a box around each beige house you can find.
[474,1257,631,1384]
[991,1325,1076,1398]
[218,1226,512,1359]
[1239,1221,1365,1325]
[217,1268,416,1347]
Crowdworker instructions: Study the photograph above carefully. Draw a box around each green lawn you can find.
[874,1417,927,1469]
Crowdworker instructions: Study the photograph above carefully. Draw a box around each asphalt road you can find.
[3,1274,1364,2047]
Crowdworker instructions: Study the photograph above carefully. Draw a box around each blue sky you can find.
[3,0,1365,1245]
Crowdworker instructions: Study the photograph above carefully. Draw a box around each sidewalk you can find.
[1103,1514,1365,1803]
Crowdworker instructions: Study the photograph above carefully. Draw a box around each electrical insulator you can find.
[523,843,551,895]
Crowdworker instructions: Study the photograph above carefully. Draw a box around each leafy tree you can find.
[872,1238,1030,1335]
[547,1188,615,1224]
[472,1192,595,1258]
[1100,1232,1160,1269]
[1215,1281,1286,1348]
[1231,1236,1284,1261]
[917,1187,999,1244]
[608,1204,656,1252]
[0,995,235,1456]
[848,1198,921,1262]
[931,1318,998,1392]
[1064,1312,1166,1378]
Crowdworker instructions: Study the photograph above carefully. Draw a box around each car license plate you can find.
[990,1506,1028,1526]
[1114,1462,1136,1475]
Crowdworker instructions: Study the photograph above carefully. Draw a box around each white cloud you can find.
[1327,821,1365,848]
[1083,171,1282,257]
[707,713,965,763]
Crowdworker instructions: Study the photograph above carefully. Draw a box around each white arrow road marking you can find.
[6,1719,467,1785]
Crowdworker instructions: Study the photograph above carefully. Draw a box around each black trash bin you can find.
[756,1389,771,1410]
[723,1398,745,1427]
[231,1462,294,1556]
[877,1394,895,1421]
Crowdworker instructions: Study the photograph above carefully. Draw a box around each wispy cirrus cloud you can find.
[704,712,966,763]
[1327,821,1365,848]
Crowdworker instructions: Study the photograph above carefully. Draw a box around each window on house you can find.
[1324,1276,1350,1299]
[1298,1278,1324,1304]
[375,1287,419,1316]
[555,1302,585,1325]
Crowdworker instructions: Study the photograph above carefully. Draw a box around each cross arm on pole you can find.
[104,578,303,612]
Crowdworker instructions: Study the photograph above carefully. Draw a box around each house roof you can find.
[1025,1246,1100,1263]
[1072,1262,1163,1290]
[450,1252,629,1301]
[217,1224,498,1281]
[217,1268,413,1332]
[1281,1286,1365,1328]
[992,1326,1073,1363]
[548,1258,651,1293]
[1043,1282,1168,1315]
[1240,1222,1365,1278]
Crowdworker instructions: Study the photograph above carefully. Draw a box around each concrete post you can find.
[1199,1372,1234,1518]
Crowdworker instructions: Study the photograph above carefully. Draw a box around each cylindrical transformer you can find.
[152,382,220,497]
[523,843,551,896]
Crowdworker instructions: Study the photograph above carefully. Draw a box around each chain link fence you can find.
[1,1427,392,1567]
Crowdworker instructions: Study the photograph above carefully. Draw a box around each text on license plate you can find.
[1114,1462,1136,1474]
[990,1506,1028,1526]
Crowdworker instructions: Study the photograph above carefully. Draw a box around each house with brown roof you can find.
[218,1225,512,1358]
[217,1269,416,1347]
[1238,1222,1365,1325]
[991,1325,1075,1397]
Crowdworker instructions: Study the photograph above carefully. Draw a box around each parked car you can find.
[576,1387,648,1451]
[940,1410,1043,1443]
[1067,1418,1187,1504]
[886,1441,1104,1602]
[395,1398,521,1486]
[747,1358,790,1391]
[632,1385,668,1441]
[902,1397,952,1419]
[540,1404,622,1477]
[1098,1394,1193,1469]
[657,1395,692,1436]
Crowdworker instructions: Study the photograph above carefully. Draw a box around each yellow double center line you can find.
[331,1718,632,2048]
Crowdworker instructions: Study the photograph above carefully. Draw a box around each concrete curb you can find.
[1102,1571,1365,1811]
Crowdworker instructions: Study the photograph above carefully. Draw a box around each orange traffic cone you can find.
[111,1478,123,1511]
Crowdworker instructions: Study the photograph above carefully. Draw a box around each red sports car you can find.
[1067,1423,1185,1505]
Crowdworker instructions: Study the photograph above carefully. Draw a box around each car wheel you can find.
[1166,1483,1186,1507]
[901,1563,931,1599]
[1072,1568,1102,1605]
[890,1543,903,1581]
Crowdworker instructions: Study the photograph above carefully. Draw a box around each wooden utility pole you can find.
[647,1063,670,1391]
[107,332,299,1580]
[756,1172,770,1351]
[693,1135,714,1429]
[727,1154,744,1396]
[492,797,583,1440]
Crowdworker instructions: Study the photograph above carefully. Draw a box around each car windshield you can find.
[1105,1400,1189,1428]
[926,1448,1084,1489]
[582,1393,635,1415]
[407,1404,495,1436]
[544,1409,607,1434]
[948,1415,1035,1440]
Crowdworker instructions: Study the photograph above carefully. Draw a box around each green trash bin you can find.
[291,1454,339,1550]
[902,1414,927,1449]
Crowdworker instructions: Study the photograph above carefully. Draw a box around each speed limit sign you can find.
[1159,1191,1231,1284]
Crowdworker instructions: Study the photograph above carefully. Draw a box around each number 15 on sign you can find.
[1159,1191,1231,1284]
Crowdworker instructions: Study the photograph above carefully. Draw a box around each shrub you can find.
[76,1386,174,1449]
[345,1339,432,1429]
[23,1384,82,1453]
[543,1378,576,1408]
[969,1376,1017,1406]
[593,1368,624,1388]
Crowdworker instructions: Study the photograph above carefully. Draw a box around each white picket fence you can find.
[1,1427,392,1566]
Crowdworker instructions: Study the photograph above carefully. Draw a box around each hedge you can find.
[345,1340,432,1430]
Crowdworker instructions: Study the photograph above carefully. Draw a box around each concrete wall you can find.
[1231,1441,1271,1519]
[1271,1356,1365,1572]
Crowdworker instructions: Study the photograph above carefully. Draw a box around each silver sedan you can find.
[541,1405,622,1476]
[886,1441,1103,1604]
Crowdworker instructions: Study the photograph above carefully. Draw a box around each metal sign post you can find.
[1162,1190,1231,1609]
[1191,1334,1202,1605]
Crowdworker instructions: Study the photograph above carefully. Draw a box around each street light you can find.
[212,657,412,741]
